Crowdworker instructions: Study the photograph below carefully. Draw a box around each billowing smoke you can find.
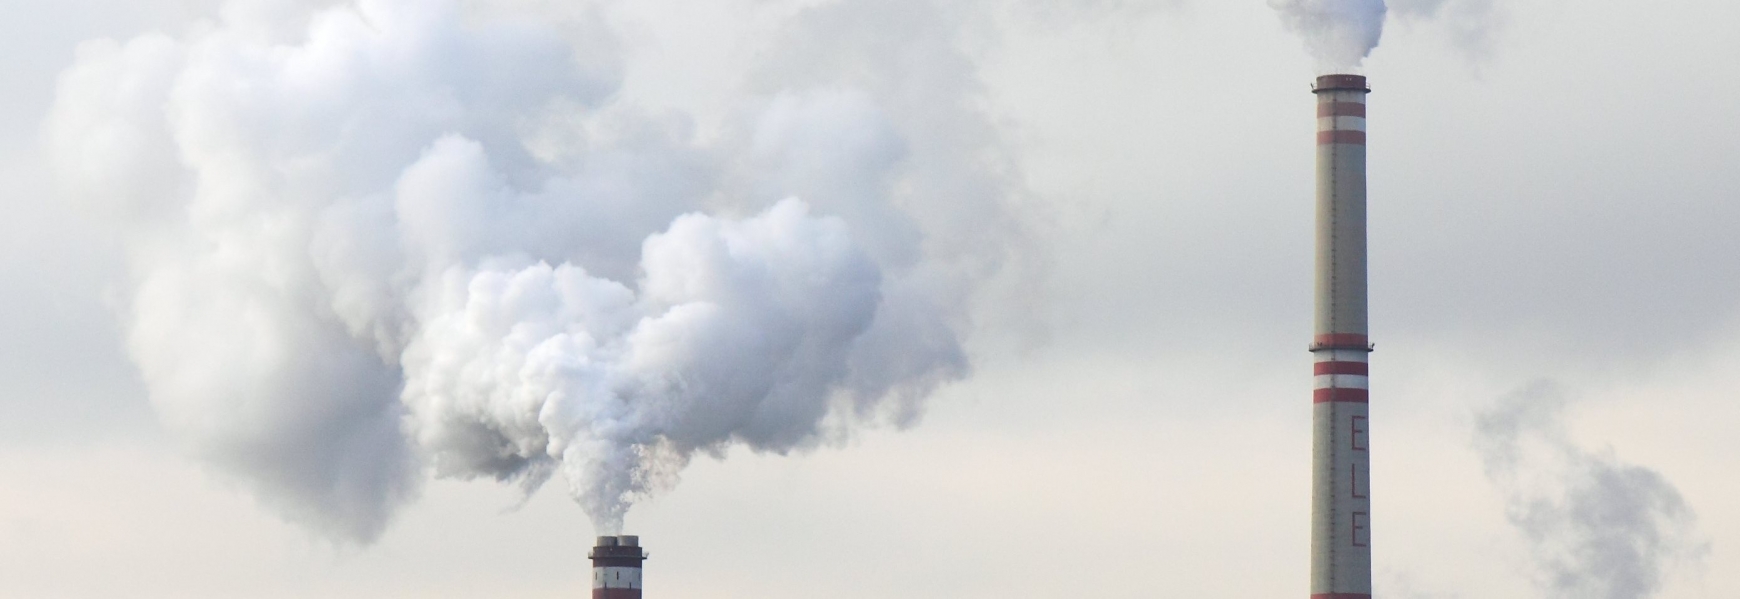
[45,0,1027,540]
[1474,383,1707,599]
[1268,0,1389,72]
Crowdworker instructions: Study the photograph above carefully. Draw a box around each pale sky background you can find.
[2,0,1738,597]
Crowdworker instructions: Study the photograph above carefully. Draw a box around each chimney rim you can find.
[1312,74,1371,94]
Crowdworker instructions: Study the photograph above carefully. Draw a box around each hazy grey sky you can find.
[1,0,1736,597]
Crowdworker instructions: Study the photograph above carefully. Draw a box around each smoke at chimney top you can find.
[43,0,1032,541]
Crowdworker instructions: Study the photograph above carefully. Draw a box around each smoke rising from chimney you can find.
[1474,383,1707,599]
[1268,0,1389,72]
[44,0,1028,540]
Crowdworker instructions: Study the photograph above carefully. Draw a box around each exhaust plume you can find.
[1269,0,1389,72]
[1474,383,1707,599]
[45,0,1023,540]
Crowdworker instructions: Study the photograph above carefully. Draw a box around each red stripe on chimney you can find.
[1314,388,1370,404]
[1317,130,1366,145]
[1314,362,1370,375]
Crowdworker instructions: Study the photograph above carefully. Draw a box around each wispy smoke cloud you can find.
[1268,0,1389,72]
[1388,0,1504,63]
[1474,383,1707,599]
[1379,569,1462,599]
[45,0,1031,540]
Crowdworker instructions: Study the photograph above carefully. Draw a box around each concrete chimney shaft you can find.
[1309,73,1373,599]
[591,535,648,599]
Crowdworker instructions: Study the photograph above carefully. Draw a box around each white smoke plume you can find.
[45,0,1029,540]
[1268,0,1389,72]
[1474,383,1707,599]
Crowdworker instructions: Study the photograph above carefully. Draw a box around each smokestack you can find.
[590,535,648,599]
[1309,73,1373,599]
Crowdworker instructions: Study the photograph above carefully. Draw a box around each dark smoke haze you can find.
[1474,383,1707,599]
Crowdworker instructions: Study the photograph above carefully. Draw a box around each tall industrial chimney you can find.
[1309,73,1373,599]
[590,535,648,599]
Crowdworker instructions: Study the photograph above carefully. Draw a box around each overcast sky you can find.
[2,0,1737,597]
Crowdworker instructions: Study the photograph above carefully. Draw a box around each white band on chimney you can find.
[1312,349,1369,363]
[593,567,643,589]
[1314,374,1370,390]
[1318,116,1366,132]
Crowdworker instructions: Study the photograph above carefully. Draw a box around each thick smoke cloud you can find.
[1474,383,1707,599]
[1268,0,1389,72]
[45,0,1026,540]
